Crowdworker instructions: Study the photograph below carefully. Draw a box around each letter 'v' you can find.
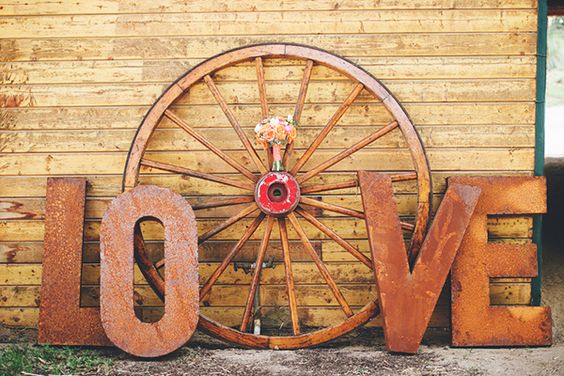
[358,172,481,353]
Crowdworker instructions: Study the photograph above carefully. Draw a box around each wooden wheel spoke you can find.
[391,172,418,182]
[255,57,274,168]
[154,258,165,269]
[300,192,413,232]
[278,217,301,335]
[301,180,358,194]
[295,207,372,269]
[300,196,365,219]
[283,59,314,166]
[256,57,269,118]
[300,173,416,195]
[199,213,266,301]
[289,83,364,175]
[134,227,164,300]
[191,196,255,210]
[204,75,267,175]
[140,158,255,191]
[199,203,259,244]
[297,120,399,184]
[266,147,274,170]
[287,213,353,317]
[164,109,258,182]
[240,216,275,332]
[401,222,415,231]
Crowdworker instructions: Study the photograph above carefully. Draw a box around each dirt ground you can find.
[101,340,564,376]
[2,326,563,376]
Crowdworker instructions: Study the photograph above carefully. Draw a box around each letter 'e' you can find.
[449,176,552,346]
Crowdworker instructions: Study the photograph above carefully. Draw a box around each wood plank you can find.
[0,242,43,263]
[211,56,537,81]
[0,237,533,264]
[0,148,535,176]
[0,10,537,39]
[0,262,534,304]
[0,56,537,85]
[0,171,533,198]
[0,307,38,327]
[1,103,536,131]
[316,238,534,262]
[0,79,536,107]
[0,239,322,264]
[0,215,534,242]
[0,193,427,222]
[0,282,531,309]
[0,34,537,62]
[0,125,534,154]
[490,283,532,305]
[0,264,41,284]
[0,0,537,16]
[0,305,453,329]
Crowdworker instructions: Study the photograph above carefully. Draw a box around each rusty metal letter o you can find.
[100,185,199,357]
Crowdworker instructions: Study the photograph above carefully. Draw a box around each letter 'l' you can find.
[358,172,481,353]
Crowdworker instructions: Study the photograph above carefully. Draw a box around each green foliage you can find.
[0,344,112,376]
[547,16,564,106]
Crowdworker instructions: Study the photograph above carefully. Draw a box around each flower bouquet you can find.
[255,115,298,171]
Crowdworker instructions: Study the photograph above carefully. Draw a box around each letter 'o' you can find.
[100,185,199,357]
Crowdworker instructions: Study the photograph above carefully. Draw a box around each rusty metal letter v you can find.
[358,171,481,354]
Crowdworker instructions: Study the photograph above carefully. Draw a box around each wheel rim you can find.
[123,43,432,349]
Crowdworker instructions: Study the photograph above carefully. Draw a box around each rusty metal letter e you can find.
[359,171,481,354]
[100,185,199,358]
[449,176,552,347]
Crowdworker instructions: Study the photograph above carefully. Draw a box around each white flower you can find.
[254,123,262,133]
[287,114,293,123]
[269,117,280,126]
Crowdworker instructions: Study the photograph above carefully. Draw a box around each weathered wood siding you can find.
[0,1,539,329]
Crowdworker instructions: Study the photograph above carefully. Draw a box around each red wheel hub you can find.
[255,172,300,216]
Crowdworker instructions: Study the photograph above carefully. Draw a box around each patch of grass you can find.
[0,344,112,376]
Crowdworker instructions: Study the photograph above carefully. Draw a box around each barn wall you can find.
[0,1,539,329]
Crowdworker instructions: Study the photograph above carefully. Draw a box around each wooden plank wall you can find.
[0,0,539,330]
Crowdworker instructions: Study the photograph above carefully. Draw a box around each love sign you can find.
[37,174,552,357]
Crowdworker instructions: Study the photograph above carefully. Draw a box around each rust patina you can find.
[100,185,199,357]
[449,176,552,347]
[359,171,481,353]
[38,178,111,346]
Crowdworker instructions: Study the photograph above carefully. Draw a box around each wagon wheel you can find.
[123,44,431,349]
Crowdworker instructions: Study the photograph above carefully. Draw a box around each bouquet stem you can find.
[271,144,284,171]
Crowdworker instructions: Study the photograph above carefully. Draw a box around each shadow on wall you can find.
[542,158,564,341]
[544,158,564,257]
